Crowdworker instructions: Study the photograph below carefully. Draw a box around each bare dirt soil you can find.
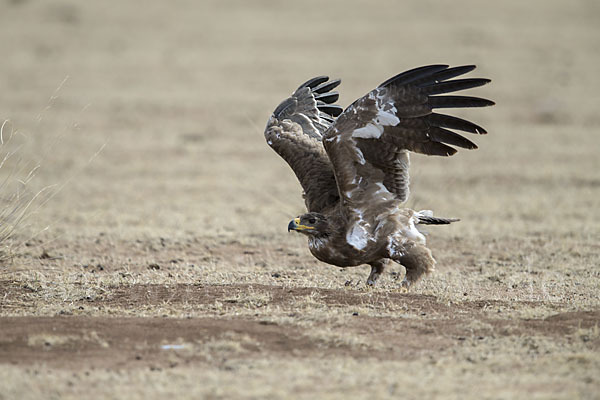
[0,0,599,399]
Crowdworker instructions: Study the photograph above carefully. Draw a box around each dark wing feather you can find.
[429,95,495,109]
[322,65,493,207]
[420,78,491,95]
[313,79,341,94]
[297,76,330,90]
[315,92,340,104]
[265,77,343,212]
[378,65,450,87]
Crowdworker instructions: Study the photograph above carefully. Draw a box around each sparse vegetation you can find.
[0,120,55,264]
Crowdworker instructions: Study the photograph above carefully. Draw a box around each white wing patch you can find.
[351,91,400,139]
[346,223,369,250]
[346,208,373,251]
[376,107,400,126]
[352,123,384,139]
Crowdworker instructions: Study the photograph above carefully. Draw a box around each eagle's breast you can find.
[308,234,366,267]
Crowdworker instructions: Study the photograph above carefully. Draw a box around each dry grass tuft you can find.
[0,120,56,264]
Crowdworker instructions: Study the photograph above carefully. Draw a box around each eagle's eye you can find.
[308,217,316,224]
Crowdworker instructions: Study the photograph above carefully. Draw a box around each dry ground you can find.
[0,0,599,399]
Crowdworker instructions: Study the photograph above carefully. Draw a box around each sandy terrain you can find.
[0,0,599,398]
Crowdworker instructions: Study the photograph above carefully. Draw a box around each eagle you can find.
[264,65,493,288]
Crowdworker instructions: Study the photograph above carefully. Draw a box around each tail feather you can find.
[416,210,459,225]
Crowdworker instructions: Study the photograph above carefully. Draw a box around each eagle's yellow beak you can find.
[288,217,315,232]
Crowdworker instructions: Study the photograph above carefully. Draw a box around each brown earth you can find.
[1,308,599,370]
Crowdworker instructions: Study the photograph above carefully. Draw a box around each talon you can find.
[400,279,411,292]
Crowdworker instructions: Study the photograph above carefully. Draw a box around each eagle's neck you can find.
[308,233,331,253]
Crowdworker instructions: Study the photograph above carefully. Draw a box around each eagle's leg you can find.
[366,259,386,286]
[392,243,436,289]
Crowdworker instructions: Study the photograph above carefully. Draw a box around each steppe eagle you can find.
[264,65,493,288]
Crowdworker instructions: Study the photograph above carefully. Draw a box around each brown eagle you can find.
[264,65,493,288]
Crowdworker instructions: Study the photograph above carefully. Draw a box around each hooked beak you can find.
[288,217,314,233]
[288,217,300,232]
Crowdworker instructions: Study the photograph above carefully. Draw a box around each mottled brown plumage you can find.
[265,65,493,288]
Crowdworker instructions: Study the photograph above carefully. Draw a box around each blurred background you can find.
[1,4,598,397]
[0,0,598,243]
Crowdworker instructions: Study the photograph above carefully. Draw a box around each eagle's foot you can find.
[392,244,436,290]
[366,260,386,286]
[399,266,429,290]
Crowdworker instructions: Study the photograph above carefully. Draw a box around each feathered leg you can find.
[389,242,436,289]
[366,259,386,286]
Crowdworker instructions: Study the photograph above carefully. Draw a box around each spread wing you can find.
[265,77,344,212]
[322,64,493,209]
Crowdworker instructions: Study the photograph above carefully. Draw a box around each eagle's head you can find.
[288,212,329,237]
